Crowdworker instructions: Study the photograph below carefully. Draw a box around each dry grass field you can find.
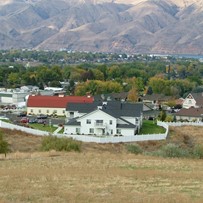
[0,126,203,203]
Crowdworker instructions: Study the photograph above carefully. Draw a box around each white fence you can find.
[0,120,169,143]
[0,120,49,136]
[164,121,203,127]
[56,121,169,143]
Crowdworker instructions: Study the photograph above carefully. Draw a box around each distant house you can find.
[94,92,128,102]
[27,95,94,116]
[0,90,28,106]
[141,94,174,110]
[175,107,203,122]
[182,93,203,109]
[64,101,143,136]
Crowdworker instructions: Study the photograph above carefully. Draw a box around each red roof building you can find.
[27,95,94,116]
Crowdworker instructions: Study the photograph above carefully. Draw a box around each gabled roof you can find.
[27,95,94,108]
[66,117,81,126]
[94,92,128,101]
[77,108,116,121]
[117,117,136,129]
[67,101,102,112]
[142,94,173,102]
[101,102,143,117]
[189,93,203,106]
[176,107,203,117]
[67,101,143,117]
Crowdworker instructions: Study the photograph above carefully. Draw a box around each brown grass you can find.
[0,127,203,203]
[0,152,203,203]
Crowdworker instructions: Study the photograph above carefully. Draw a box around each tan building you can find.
[27,95,94,116]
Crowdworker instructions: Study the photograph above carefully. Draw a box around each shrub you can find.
[126,144,143,154]
[0,130,10,157]
[158,143,189,158]
[41,136,81,152]
[193,144,203,159]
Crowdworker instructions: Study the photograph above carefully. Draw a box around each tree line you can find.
[0,58,203,98]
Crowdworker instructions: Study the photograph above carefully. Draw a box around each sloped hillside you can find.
[0,0,203,54]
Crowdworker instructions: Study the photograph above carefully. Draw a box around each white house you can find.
[64,101,143,136]
[182,93,203,109]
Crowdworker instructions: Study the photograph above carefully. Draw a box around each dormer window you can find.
[188,100,192,104]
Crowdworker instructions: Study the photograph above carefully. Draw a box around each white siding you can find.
[1,97,13,104]
[119,128,134,136]
[78,110,117,135]
[183,99,196,109]
[64,125,80,134]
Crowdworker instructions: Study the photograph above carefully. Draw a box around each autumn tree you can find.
[127,87,138,103]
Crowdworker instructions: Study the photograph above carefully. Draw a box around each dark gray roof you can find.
[94,92,128,102]
[66,117,80,126]
[66,101,102,112]
[117,123,135,129]
[67,101,143,118]
[101,102,143,117]
[116,118,136,128]
[142,94,173,101]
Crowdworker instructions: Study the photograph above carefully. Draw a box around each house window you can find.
[47,110,49,114]
[109,120,112,125]
[31,109,33,113]
[76,128,80,134]
[63,110,65,114]
[110,129,113,134]
[89,128,94,134]
[117,129,121,134]
[70,112,74,118]
[38,110,41,113]
[95,120,103,126]
[86,119,91,124]
[53,110,57,114]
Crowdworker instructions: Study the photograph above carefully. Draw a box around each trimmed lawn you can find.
[139,120,166,134]
[28,123,57,133]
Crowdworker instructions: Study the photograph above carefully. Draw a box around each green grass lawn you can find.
[139,120,166,135]
[28,123,57,133]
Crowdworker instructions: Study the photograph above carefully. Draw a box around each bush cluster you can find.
[126,142,203,159]
[154,143,189,158]
[126,144,143,154]
[0,130,9,156]
[41,136,81,152]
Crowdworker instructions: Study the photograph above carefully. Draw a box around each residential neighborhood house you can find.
[141,93,174,110]
[182,93,203,109]
[175,107,203,122]
[64,101,143,136]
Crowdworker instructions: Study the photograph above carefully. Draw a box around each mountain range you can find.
[0,0,203,54]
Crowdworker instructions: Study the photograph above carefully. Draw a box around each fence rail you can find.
[56,121,169,143]
[164,121,203,127]
[0,120,49,136]
[0,120,169,143]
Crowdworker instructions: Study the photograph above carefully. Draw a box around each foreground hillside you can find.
[0,0,203,54]
[0,126,203,202]
[0,151,203,202]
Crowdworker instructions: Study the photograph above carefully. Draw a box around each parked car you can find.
[28,118,38,123]
[17,112,27,117]
[37,114,48,119]
[20,117,29,123]
[37,119,46,124]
